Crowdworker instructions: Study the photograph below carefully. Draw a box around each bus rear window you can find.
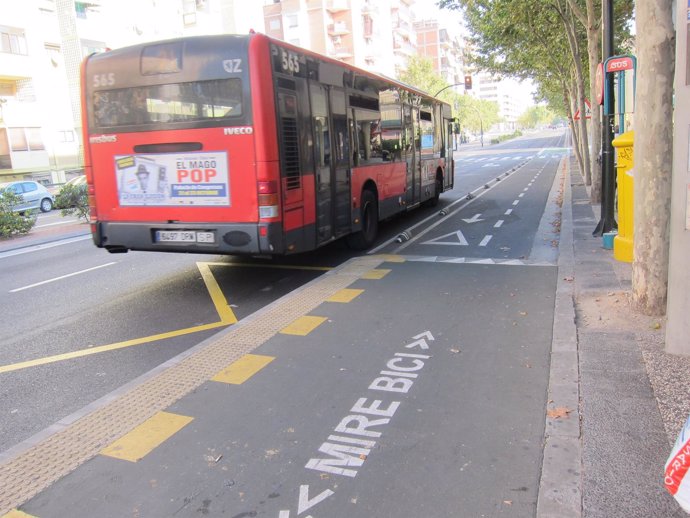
[92,78,243,129]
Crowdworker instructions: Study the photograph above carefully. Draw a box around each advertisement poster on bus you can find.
[115,152,230,207]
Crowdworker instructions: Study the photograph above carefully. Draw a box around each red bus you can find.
[81,33,454,255]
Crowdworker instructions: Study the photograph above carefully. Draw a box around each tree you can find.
[518,105,555,129]
[439,0,633,202]
[631,0,674,315]
[398,55,500,137]
[398,55,448,98]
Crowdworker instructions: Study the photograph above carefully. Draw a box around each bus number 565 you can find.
[93,73,115,88]
[281,50,300,74]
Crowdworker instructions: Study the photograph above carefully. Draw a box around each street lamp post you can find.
[433,83,483,147]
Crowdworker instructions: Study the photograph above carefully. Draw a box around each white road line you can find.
[10,262,117,293]
[523,187,529,192]
[494,220,504,228]
[479,235,492,247]
[35,220,80,228]
[519,193,525,198]
[513,200,520,206]
[0,234,92,260]
[505,209,513,215]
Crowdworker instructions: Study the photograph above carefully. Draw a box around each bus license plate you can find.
[156,231,215,243]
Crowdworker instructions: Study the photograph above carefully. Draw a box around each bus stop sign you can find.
[606,56,634,72]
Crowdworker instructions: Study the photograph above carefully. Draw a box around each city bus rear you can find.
[82,35,282,255]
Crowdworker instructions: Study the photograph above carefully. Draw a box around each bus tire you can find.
[424,174,443,208]
[347,189,378,250]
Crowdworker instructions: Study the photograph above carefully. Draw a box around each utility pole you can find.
[593,0,617,236]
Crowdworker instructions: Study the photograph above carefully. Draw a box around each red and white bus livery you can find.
[81,33,454,255]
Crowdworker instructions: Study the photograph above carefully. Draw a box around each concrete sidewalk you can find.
[556,156,690,517]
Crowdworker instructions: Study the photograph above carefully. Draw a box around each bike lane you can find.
[2,254,557,517]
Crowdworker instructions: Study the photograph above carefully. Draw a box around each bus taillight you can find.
[258,180,279,219]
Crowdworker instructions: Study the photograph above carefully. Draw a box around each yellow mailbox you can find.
[612,130,634,262]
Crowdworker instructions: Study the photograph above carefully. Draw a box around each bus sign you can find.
[606,57,634,72]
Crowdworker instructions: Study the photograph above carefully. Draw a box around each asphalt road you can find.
[0,129,567,460]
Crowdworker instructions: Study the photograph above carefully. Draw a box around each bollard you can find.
[612,130,634,262]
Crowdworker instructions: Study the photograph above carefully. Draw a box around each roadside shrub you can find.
[0,190,36,237]
[55,183,89,221]
[491,130,523,145]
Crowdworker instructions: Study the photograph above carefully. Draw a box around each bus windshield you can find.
[92,78,243,130]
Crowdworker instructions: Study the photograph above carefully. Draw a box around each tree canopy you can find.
[397,55,501,135]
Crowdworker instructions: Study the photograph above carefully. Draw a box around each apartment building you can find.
[414,19,465,92]
[0,0,263,185]
[476,73,525,131]
[263,0,415,78]
[0,0,107,184]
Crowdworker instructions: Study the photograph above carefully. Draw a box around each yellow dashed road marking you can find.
[375,254,406,263]
[361,268,391,280]
[280,315,328,336]
[212,354,275,384]
[327,288,365,303]
[101,411,193,462]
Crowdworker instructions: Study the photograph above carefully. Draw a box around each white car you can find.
[0,180,55,213]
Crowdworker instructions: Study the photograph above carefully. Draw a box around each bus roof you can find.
[86,32,451,108]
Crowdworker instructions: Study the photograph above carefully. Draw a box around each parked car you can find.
[0,180,55,213]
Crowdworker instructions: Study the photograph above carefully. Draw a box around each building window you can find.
[8,127,44,152]
[58,130,75,143]
[0,29,28,56]
[286,14,298,28]
[45,44,61,67]
[81,40,106,59]
[75,2,98,19]
[183,0,197,26]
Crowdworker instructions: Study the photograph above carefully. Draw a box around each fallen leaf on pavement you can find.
[547,407,572,419]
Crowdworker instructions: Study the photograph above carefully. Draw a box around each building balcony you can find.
[326,0,349,13]
[361,2,378,14]
[393,41,416,56]
[327,22,350,35]
[0,53,32,81]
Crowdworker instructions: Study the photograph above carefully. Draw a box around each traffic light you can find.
[464,75,472,90]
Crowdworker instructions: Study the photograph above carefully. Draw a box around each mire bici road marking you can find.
[0,262,332,374]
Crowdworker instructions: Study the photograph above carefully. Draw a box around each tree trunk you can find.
[564,82,584,177]
[585,0,602,202]
[631,0,674,315]
[557,0,591,185]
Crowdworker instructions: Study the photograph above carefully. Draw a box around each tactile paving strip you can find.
[0,255,385,515]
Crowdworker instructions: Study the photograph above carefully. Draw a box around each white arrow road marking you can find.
[421,230,469,246]
[414,331,435,341]
[462,213,483,224]
[298,485,334,514]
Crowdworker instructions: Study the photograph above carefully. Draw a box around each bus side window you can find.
[314,117,329,167]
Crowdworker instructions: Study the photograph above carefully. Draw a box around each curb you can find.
[536,154,582,518]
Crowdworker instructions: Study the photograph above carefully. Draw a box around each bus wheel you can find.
[424,175,442,207]
[347,189,378,250]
